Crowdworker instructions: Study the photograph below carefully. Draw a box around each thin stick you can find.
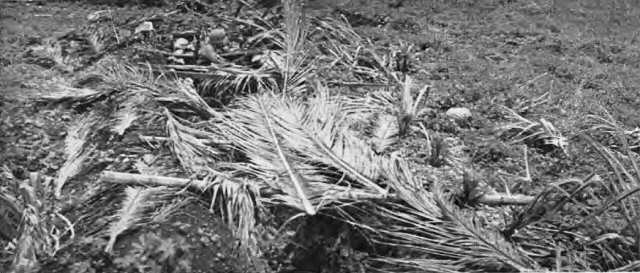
[476,193,535,206]
[100,171,534,206]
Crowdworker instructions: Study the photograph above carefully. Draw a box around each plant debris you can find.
[2,0,640,272]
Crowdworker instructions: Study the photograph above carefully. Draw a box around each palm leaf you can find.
[361,157,537,272]
[55,113,100,197]
[165,108,222,173]
[268,88,389,194]
[432,183,537,271]
[221,90,388,212]
[208,173,261,251]
[371,114,399,153]
[256,98,316,215]
[104,186,170,253]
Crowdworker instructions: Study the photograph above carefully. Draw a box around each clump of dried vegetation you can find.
[1,0,640,272]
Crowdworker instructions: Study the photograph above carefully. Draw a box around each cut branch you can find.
[100,171,209,190]
[476,193,535,206]
[100,171,533,206]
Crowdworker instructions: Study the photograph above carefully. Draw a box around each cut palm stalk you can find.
[101,172,533,206]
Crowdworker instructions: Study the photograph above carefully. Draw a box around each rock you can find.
[199,44,220,62]
[173,38,192,50]
[134,21,154,34]
[207,28,227,46]
[446,107,472,121]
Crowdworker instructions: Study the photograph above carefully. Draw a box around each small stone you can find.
[142,154,155,164]
[118,29,132,39]
[173,38,191,50]
[208,28,226,45]
[445,107,472,121]
[198,44,220,62]
[134,21,154,34]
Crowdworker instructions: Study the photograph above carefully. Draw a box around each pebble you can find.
[173,38,192,50]
[134,21,154,34]
[445,107,472,121]
[208,28,226,45]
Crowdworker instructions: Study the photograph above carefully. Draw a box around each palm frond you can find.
[582,112,640,258]
[208,173,261,252]
[362,157,536,272]
[277,87,389,194]
[90,57,156,86]
[280,0,307,94]
[256,97,316,215]
[432,183,538,271]
[104,186,172,253]
[27,41,74,72]
[371,114,399,153]
[197,63,277,106]
[111,95,142,136]
[156,77,222,119]
[398,76,429,135]
[221,89,388,212]
[243,0,312,96]
[499,106,568,153]
[165,108,222,173]
[55,114,100,197]
[37,84,107,104]
[368,257,461,273]
[87,32,106,54]
[613,260,640,271]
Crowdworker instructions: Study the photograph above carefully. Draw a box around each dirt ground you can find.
[2,0,640,272]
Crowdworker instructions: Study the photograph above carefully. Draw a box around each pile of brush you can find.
[2,0,639,272]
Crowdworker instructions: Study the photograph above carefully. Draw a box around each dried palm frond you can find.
[581,113,640,259]
[241,0,312,96]
[197,63,277,106]
[280,0,312,95]
[221,94,318,214]
[55,149,93,198]
[11,179,71,272]
[613,260,640,271]
[104,186,172,253]
[37,83,108,104]
[342,89,395,120]
[221,88,388,213]
[311,16,362,45]
[397,76,429,135]
[587,112,640,152]
[27,41,74,72]
[208,173,261,251]
[54,114,100,197]
[499,106,568,154]
[271,86,388,194]
[111,94,144,136]
[87,32,107,54]
[341,77,428,138]
[89,57,156,87]
[371,114,399,153]
[164,108,223,173]
[155,77,222,119]
[259,97,316,214]
[367,257,460,273]
[11,206,45,273]
[432,183,538,271]
[362,157,537,273]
